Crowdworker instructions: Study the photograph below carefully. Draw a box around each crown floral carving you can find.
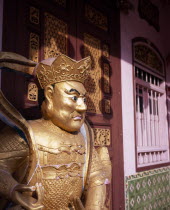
[35,54,91,89]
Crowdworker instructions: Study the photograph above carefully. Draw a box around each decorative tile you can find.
[125,167,170,210]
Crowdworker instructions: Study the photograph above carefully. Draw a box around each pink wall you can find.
[160,4,170,84]
[120,0,170,176]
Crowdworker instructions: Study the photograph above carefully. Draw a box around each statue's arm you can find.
[85,147,111,210]
[0,126,27,194]
[0,168,18,199]
[0,126,27,201]
[0,168,43,210]
[0,127,43,210]
[79,122,111,209]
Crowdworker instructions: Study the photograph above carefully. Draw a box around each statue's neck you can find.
[28,118,85,148]
[40,118,79,136]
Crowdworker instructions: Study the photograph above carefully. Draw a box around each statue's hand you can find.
[11,183,44,210]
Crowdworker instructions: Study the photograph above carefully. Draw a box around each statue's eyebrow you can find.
[65,88,86,97]
[65,88,80,95]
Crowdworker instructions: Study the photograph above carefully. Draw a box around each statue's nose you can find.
[76,98,87,112]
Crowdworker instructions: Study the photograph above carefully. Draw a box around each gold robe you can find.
[0,119,111,209]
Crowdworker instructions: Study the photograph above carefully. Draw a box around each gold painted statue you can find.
[0,52,111,210]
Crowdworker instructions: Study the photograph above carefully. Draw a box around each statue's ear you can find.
[42,85,54,119]
[44,85,54,103]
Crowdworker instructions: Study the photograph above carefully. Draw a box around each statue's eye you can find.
[72,96,78,101]
[84,97,86,103]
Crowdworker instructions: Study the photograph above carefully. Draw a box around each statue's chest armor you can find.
[35,133,86,210]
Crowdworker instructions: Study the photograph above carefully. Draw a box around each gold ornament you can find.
[35,54,91,89]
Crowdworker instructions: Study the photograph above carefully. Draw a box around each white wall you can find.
[120,0,170,176]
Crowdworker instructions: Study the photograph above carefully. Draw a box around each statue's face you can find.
[48,81,87,132]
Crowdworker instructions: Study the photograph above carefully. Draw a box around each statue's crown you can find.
[35,54,91,89]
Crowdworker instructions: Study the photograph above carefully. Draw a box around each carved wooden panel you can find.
[138,0,159,31]
[84,33,102,114]
[85,4,108,31]
[104,99,111,114]
[30,6,39,25]
[27,82,38,101]
[93,128,110,146]
[103,63,110,94]
[29,32,39,62]
[102,44,110,58]
[54,0,66,7]
[134,44,164,75]
[44,13,67,59]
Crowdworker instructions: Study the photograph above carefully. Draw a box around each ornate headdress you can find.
[35,54,91,89]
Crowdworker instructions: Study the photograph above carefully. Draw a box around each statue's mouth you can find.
[73,116,83,120]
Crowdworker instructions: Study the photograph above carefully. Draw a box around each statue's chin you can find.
[60,126,81,133]
[52,120,84,133]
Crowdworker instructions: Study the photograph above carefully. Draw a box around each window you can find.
[133,38,169,168]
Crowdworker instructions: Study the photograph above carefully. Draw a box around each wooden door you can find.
[2,0,124,209]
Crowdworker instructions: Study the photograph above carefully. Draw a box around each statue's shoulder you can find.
[28,119,50,144]
[27,119,65,148]
[28,118,45,134]
[0,126,28,153]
